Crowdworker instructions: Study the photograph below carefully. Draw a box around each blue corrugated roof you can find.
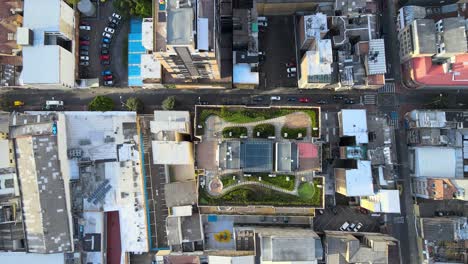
[128,18,145,87]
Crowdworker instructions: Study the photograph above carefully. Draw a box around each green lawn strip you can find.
[281,126,307,139]
[253,123,275,138]
[198,185,321,207]
[245,174,295,191]
[220,175,238,188]
[198,107,318,135]
[222,126,247,138]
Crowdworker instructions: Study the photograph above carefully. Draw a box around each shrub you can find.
[281,126,307,139]
[88,96,114,111]
[253,123,275,138]
[125,97,144,112]
[222,126,247,138]
[162,96,175,110]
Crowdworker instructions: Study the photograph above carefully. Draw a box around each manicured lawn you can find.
[198,107,318,136]
[281,126,307,139]
[246,174,295,191]
[253,123,275,138]
[222,126,247,138]
[220,175,238,188]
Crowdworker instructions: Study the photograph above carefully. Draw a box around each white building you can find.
[360,190,401,213]
[335,160,374,197]
[19,0,75,89]
[338,109,369,144]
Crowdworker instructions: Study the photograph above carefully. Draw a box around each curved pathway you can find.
[211,180,299,197]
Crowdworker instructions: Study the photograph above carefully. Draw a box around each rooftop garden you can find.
[253,123,275,138]
[281,125,307,139]
[197,106,319,137]
[220,173,295,191]
[200,177,323,207]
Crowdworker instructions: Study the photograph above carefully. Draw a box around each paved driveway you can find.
[313,205,382,232]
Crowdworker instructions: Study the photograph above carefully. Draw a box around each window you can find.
[432,191,437,195]
[432,183,436,188]
[7,33,16,41]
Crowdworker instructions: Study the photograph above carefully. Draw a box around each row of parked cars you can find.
[339,221,363,232]
[101,13,122,86]
[79,22,92,66]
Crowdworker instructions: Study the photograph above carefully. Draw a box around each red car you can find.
[299,97,310,103]
[79,40,90,45]
[103,75,113,81]
[100,55,110,60]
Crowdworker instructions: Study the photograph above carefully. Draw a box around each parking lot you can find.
[78,0,128,86]
[313,205,382,233]
[258,16,297,89]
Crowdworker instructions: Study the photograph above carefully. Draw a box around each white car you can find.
[270,96,281,101]
[339,221,350,231]
[112,13,122,20]
[80,56,89,61]
[353,222,363,232]
[79,25,91,30]
[104,27,115,34]
[287,67,297,73]
[102,32,112,39]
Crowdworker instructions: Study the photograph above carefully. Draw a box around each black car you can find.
[101,49,109,55]
[333,95,344,100]
[79,36,90,41]
[344,99,355,104]
[287,97,297,102]
[108,22,118,29]
[101,60,110,65]
[317,99,327,104]
[252,96,264,102]
[80,45,89,51]
[80,51,89,56]
[101,43,110,49]
[79,61,89,66]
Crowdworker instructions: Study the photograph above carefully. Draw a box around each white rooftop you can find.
[0,139,10,169]
[233,63,259,84]
[24,0,61,36]
[408,110,447,128]
[367,39,387,75]
[306,39,333,76]
[339,109,369,144]
[151,111,190,135]
[0,252,65,264]
[360,189,401,213]
[197,18,209,51]
[141,54,161,80]
[414,147,457,178]
[343,160,374,196]
[152,141,193,165]
[208,256,255,264]
[142,18,154,51]
[304,13,328,39]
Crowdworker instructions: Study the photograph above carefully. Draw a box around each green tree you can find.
[125,97,144,112]
[113,0,152,18]
[162,96,175,110]
[88,96,114,111]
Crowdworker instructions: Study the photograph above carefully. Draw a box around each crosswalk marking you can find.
[379,82,396,93]
[363,94,376,105]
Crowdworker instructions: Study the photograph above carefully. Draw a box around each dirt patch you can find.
[284,112,311,128]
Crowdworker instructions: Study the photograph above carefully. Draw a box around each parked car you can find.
[287,73,296,78]
[333,95,344,100]
[258,16,267,27]
[101,60,110,65]
[100,55,110,60]
[348,223,356,231]
[109,18,120,25]
[80,21,90,26]
[103,80,113,86]
[79,25,91,30]
[80,45,89,51]
[286,67,297,73]
[79,40,90,45]
[79,61,89,66]
[353,222,363,232]
[285,62,296,68]
[299,97,310,103]
[102,37,111,44]
[317,209,324,215]
[287,97,297,102]
[317,99,327,104]
[344,99,355,104]
[270,96,281,101]
[103,75,113,81]
[80,56,89,61]
[80,51,89,56]
[104,27,115,34]
[101,49,109,55]
[252,96,264,102]
[101,43,110,49]
[79,36,90,41]
[108,22,118,29]
[111,13,122,20]
[52,123,57,135]
[13,100,24,107]
[339,221,350,231]
[102,32,112,39]
[101,70,112,76]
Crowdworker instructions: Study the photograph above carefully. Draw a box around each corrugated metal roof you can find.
[368,39,387,75]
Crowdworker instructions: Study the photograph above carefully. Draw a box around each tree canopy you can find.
[113,0,152,18]
[125,97,144,113]
[88,96,114,111]
[162,96,176,110]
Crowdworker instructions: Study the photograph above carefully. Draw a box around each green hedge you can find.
[222,126,247,138]
[253,123,275,138]
[281,126,307,139]
[246,174,295,191]
[220,175,238,188]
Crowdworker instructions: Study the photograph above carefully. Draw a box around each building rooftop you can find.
[413,147,460,178]
[367,39,387,75]
[339,109,369,144]
[257,227,323,262]
[360,190,401,213]
[439,17,466,54]
[142,18,153,51]
[166,0,193,45]
[0,252,65,264]
[166,213,203,247]
[420,217,468,241]
[305,39,333,83]
[233,63,259,85]
[275,142,298,172]
[164,181,198,207]
[413,19,437,55]
[406,110,447,128]
[336,160,375,197]
[141,54,161,81]
[240,140,273,172]
[152,141,194,165]
[409,54,468,87]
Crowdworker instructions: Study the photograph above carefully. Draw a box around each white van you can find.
[44,98,64,110]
